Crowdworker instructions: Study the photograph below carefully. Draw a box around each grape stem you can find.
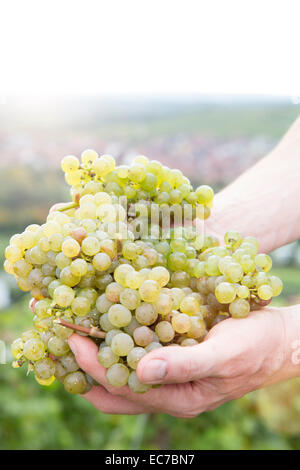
[56,202,79,212]
[57,318,106,338]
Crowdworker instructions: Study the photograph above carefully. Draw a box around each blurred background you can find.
[1,0,300,451]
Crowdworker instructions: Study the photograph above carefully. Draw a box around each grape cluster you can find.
[4,150,283,394]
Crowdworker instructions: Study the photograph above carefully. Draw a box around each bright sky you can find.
[0,0,300,96]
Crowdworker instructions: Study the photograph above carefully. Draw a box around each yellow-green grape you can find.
[4,260,14,274]
[145,342,163,352]
[23,338,45,361]
[62,238,81,258]
[111,332,134,356]
[105,282,124,303]
[49,233,63,252]
[114,264,134,287]
[81,149,98,165]
[170,287,185,309]
[61,155,80,172]
[119,288,140,310]
[149,266,170,287]
[5,245,23,263]
[122,242,139,260]
[179,295,200,315]
[106,363,129,387]
[215,282,236,303]
[153,293,172,316]
[240,254,256,274]
[71,296,91,316]
[34,357,56,380]
[155,321,175,343]
[186,316,206,339]
[171,313,192,334]
[81,236,100,256]
[11,338,24,359]
[127,347,147,370]
[128,371,151,393]
[53,285,75,307]
[94,191,112,206]
[126,270,144,289]
[255,254,272,272]
[35,375,55,386]
[92,253,111,272]
[195,185,214,204]
[133,326,154,346]
[269,275,283,296]
[60,352,79,372]
[108,304,132,328]
[240,241,257,257]
[21,329,41,342]
[22,230,37,249]
[224,231,242,250]
[128,164,146,183]
[257,284,273,300]
[224,262,243,283]
[139,280,160,302]
[64,371,88,394]
[229,298,250,318]
[98,346,119,368]
[236,284,250,299]
[218,256,233,274]
[96,293,113,313]
[70,258,88,277]
[254,271,269,287]
[48,336,70,357]
[135,302,158,325]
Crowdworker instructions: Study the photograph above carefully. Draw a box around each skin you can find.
[35,116,300,417]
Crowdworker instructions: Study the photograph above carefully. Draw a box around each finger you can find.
[83,385,149,415]
[137,340,220,385]
[68,334,109,385]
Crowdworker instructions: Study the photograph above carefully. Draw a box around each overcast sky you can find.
[1,0,300,96]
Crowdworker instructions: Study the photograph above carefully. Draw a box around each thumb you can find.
[136,339,219,385]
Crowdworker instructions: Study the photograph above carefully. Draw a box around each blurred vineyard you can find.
[1,96,300,450]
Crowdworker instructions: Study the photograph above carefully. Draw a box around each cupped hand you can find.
[65,307,292,417]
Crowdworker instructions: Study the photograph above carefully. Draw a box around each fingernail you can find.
[68,337,77,355]
[141,359,167,384]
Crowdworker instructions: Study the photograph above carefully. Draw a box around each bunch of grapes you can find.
[4,150,283,395]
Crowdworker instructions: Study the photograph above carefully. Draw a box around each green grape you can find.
[171,313,191,333]
[96,293,113,313]
[98,346,119,368]
[128,371,150,393]
[114,264,134,287]
[70,258,88,277]
[181,338,198,347]
[135,302,158,325]
[126,347,147,369]
[60,267,80,287]
[61,155,80,172]
[35,358,56,380]
[23,338,45,361]
[111,333,134,356]
[170,271,190,288]
[155,321,175,343]
[72,296,91,316]
[81,236,100,256]
[205,255,221,276]
[105,282,124,302]
[64,371,88,394]
[48,336,70,357]
[168,252,187,271]
[133,326,154,346]
[240,254,256,274]
[11,338,24,359]
[224,262,243,283]
[53,285,75,307]
[255,253,272,272]
[126,270,144,289]
[34,299,52,318]
[236,284,250,299]
[186,316,206,339]
[180,295,200,315]
[229,298,250,318]
[224,231,242,249]
[269,275,283,296]
[215,282,236,304]
[257,284,273,300]
[108,304,132,327]
[123,317,141,336]
[106,363,129,387]
[139,280,160,302]
[120,288,140,310]
[145,342,163,352]
[195,185,214,204]
[92,253,111,272]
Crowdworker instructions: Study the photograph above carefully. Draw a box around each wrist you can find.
[263,305,300,387]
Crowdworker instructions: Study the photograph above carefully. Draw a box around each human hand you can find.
[64,305,300,417]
